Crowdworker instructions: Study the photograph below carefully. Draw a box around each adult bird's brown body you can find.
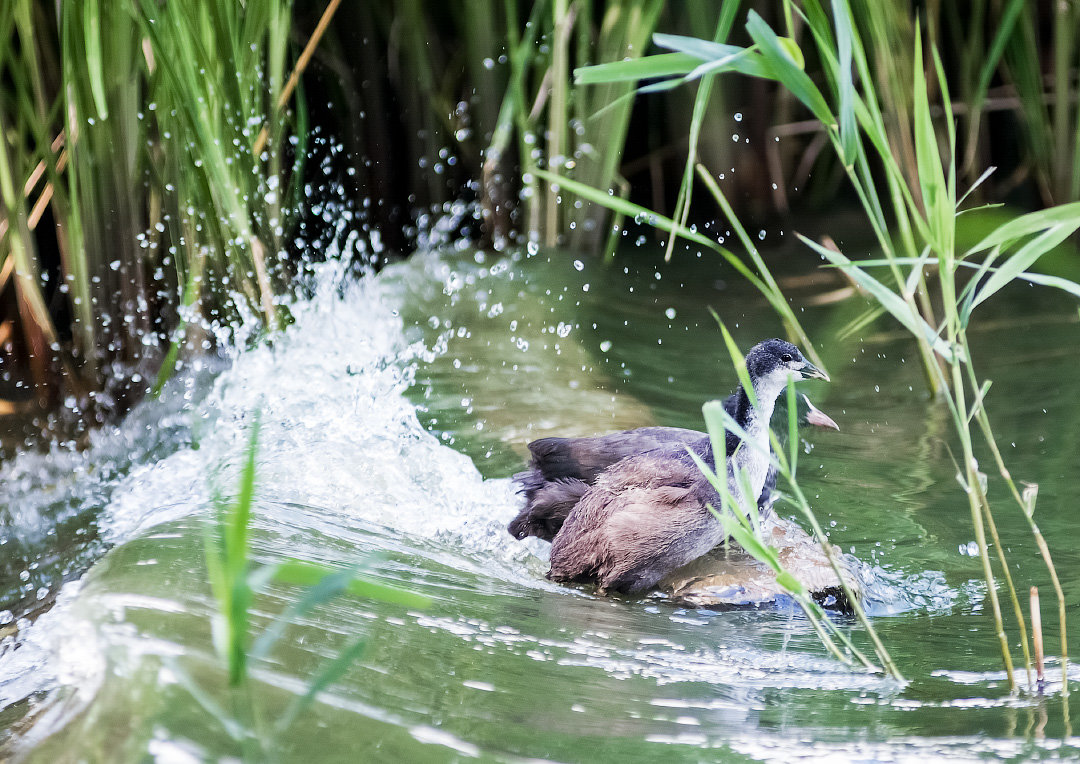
[508,339,831,594]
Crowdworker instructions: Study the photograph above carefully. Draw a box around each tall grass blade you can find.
[745,11,833,125]
[911,25,949,251]
[799,234,955,362]
[574,52,701,84]
[970,224,1080,310]
[831,0,857,165]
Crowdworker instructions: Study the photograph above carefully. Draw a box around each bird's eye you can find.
[780,353,793,363]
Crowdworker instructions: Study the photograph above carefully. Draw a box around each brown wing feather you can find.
[509,427,704,541]
[528,427,704,483]
[547,452,720,593]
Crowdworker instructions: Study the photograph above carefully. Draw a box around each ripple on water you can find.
[2,250,1056,762]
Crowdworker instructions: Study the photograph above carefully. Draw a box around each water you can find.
[2,244,1080,761]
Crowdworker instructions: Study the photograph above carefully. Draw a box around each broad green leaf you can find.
[970,223,1080,310]
[653,34,748,63]
[83,0,109,119]
[1013,271,1080,301]
[532,169,717,251]
[225,415,260,583]
[277,635,369,733]
[734,463,761,530]
[699,401,727,491]
[776,37,806,69]
[800,234,956,362]
[652,34,779,80]
[574,52,700,85]
[965,201,1080,256]
[786,377,798,476]
[274,559,431,609]
[715,314,758,410]
[831,0,857,165]
[746,12,833,125]
[912,25,948,252]
[716,403,775,463]
[251,565,361,662]
[716,510,775,565]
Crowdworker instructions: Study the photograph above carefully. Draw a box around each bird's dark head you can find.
[745,338,829,397]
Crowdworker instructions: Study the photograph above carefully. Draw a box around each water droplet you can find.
[665,308,676,320]
[734,112,743,122]
[757,230,766,240]
[599,340,613,352]
[526,241,539,256]
[573,259,584,271]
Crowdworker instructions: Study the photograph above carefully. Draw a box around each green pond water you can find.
[2,238,1080,761]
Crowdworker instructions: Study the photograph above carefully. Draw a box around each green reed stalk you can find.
[544,0,571,247]
[136,0,291,330]
[199,416,429,761]
[564,0,663,255]
[790,7,1076,691]
[2,1,311,418]
[489,0,663,252]
[663,3,740,263]
[481,0,545,245]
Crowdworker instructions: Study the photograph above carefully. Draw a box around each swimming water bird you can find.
[508,338,831,594]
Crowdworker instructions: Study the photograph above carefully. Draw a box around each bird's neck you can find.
[727,381,781,505]
[733,381,781,439]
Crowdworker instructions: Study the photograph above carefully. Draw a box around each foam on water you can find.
[0,255,557,720]
[96,258,541,577]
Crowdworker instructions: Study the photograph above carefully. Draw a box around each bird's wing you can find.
[548,452,721,592]
[526,426,704,484]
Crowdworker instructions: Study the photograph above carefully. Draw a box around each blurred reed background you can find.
[1,0,1078,447]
